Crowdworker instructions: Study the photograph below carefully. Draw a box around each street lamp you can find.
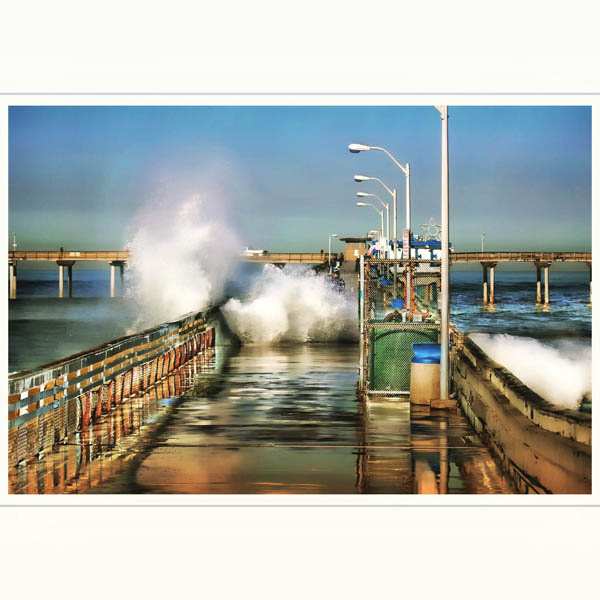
[356,201,384,239]
[348,143,411,233]
[481,232,485,253]
[354,175,397,244]
[356,192,389,241]
[328,233,338,272]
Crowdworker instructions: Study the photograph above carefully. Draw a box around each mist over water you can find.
[221,264,358,344]
[125,194,240,330]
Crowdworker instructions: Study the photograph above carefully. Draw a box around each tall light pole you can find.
[356,192,389,241]
[481,232,485,253]
[354,175,397,250]
[356,202,384,239]
[349,143,411,234]
[435,105,450,402]
[328,233,338,271]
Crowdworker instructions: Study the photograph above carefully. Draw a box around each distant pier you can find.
[7,248,591,302]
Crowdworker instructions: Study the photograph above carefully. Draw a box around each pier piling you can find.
[534,261,551,305]
[481,262,496,304]
[587,261,592,304]
[110,260,125,297]
[481,262,488,304]
[58,265,64,297]
[57,260,75,298]
[9,262,17,299]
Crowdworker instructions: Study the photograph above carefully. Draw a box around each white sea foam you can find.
[221,265,358,344]
[470,333,591,410]
[125,193,240,330]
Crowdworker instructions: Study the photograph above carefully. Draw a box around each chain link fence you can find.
[359,257,441,396]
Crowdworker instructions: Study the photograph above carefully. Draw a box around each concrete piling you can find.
[110,260,125,297]
[58,265,64,298]
[534,262,551,305]
[9,262,17,299]
[481,263,488,304]
[57,260,76,298]
[587,262,592,304]
[110,264,115,297]
[481,262,497,305]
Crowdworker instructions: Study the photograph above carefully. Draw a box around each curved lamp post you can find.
[354,175,397,248]
[356,192,389,240]
[349,143,411,233]
[356,201,384,239]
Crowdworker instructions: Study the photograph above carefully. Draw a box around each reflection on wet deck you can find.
[8,352,216,494]
[10,345,513,494]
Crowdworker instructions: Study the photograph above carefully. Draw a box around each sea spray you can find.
[126,194,240,330]
[221,264,358,344]
[470,333,591,410]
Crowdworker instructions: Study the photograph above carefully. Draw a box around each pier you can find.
[7,249,592,302]
[452,251,592,305]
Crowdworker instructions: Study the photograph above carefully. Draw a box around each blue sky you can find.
[9,105,591,252]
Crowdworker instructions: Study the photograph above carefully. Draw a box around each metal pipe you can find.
[438,105,450,401]
[405,162,411,232]
[359,255,365,392]
[392,188,397,256]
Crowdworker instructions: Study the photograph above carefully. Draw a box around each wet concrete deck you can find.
[9,345,513,494]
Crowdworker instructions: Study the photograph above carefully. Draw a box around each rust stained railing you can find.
[8,311,215,467]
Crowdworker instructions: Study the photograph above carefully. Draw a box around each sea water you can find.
[8,264,591,408]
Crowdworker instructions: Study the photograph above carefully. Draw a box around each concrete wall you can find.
[450,329,591,494]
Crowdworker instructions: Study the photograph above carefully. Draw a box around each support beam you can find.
[535,264,542,304]
[9,262,17,299]
[481,262,488,305]
[108,260,126,297]
[58,265,64,298]
[110,265,116,298]
[56,261,76,299]
[588,262,592,305]
[67,265,73,298]
[544,264,550,306]
[481,262,497,305]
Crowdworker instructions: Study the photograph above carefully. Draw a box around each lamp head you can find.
[356,202,368,207]
[356,191,372,198]
[353,174,370,182]
[348,143,371,153]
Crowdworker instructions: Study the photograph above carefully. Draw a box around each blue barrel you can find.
[412,343,441,364]
[389,297,405,309]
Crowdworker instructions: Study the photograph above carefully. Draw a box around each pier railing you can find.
[8,311,215,467]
